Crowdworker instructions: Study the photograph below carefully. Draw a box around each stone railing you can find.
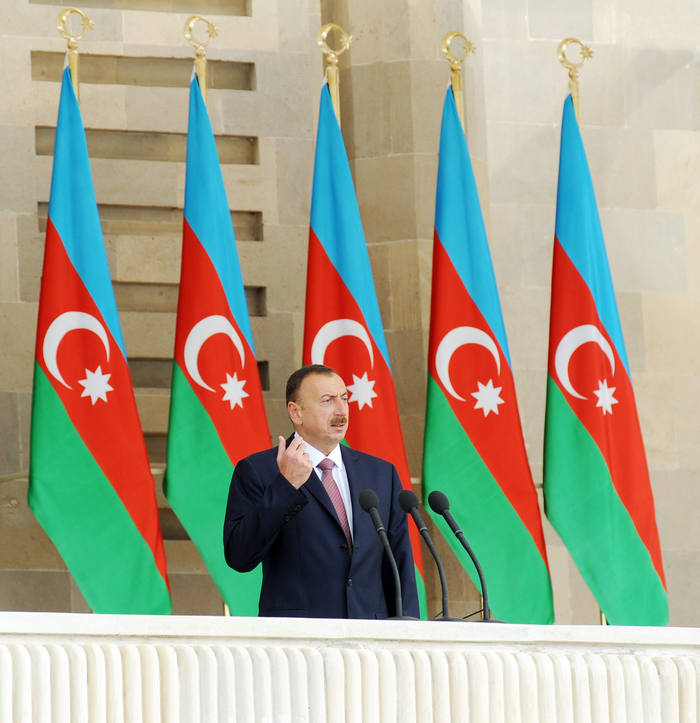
[0,612,697,721]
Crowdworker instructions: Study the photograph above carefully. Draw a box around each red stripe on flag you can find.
[304,230,424,575]
[173,221,269,464]
[548,238,665,587]
[35,220,168,587]
[428,234,548,565]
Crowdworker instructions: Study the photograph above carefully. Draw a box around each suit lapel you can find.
[290,434,342,526]
[302,469,340,524]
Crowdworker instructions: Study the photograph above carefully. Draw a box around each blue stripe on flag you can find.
[554,96,629,375]
[434,88,511,367]
[309,85,390,367]
[47,67,126,357]
[183,74,255,352]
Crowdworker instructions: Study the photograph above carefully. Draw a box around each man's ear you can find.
[288,401,302,426]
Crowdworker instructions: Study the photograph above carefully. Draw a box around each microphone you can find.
[398,490,464,622]
[428,490,495,622]
[359,489,417,620]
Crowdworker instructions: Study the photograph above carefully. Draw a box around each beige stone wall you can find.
[2,0,700,624]
[476,0,700,626]
[323,0,700,623]
[0,0,321,613]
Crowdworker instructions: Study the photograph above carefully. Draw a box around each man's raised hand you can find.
[277,436,313,489]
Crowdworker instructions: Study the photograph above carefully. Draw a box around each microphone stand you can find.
[450,516,494,622]
[399,490,465,622]
[428,490,501,622]
[360,489,418,621]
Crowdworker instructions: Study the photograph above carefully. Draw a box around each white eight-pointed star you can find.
[593,378,618,415]
[221,372,249,409]
[346,372,378,410]
[471,379,505,417]
[78,366,113,405]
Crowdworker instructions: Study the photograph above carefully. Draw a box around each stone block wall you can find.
[0,0,321,614]
[323,0,700,624]
[2,0,700,624]
[476,0,700,626]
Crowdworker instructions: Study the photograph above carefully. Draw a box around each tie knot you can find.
[318,458,334,472]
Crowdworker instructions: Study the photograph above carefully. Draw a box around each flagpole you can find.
[56,7,94,103]
[185,15,219,107]
[558,37,616,627]
[440,32,476,133]
[317,23,353,127]
[557,38,593,124]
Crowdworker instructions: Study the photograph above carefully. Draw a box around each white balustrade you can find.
[0,612,698,722]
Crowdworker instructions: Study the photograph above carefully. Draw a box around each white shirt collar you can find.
[294,432,345,470]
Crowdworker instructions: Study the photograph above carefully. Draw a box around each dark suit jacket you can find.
[223,439,419,619]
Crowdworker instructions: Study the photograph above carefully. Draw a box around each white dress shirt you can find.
[295,434,354,541]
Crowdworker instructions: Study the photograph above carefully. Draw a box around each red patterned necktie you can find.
[317,458,353,555]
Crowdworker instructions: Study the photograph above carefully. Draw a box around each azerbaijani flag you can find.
[163,71,270,614]
[543,96,668,625]
[29,66,171,614]
[303,84,427,616]
[422,87,554,623]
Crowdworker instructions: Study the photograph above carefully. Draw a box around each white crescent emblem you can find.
[43,311,110,389]
[184,315,245,392]
[435,327,501,402]
[554,324,615,400]
[311,319,374,367]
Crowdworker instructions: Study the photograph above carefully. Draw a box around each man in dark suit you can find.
[224,364,419,619]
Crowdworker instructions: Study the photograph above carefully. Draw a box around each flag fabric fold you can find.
[303,84,427,616]
[29,66,171,614]
[163,72,270,614]
[543,95,668,625]
[423,87,554,623]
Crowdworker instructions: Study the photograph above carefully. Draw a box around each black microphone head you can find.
[359,488,380,512]
[428,490,450,515]
[398,489,420,513]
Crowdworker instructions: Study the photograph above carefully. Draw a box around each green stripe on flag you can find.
[415,563,427,620]
[423,376,553,623]
[544,377,668,625]
[164,363,261,615]
[28,364,171,614]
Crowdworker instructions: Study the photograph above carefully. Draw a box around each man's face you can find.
[289,373,349,454]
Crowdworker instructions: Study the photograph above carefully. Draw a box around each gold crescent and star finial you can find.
[184,15,218,107]
[184,15,219,52]
[317,23,353,61]
[440,31,476,132]
[317,23,353,127]
[557,38,593,124]
[57,7,94,102]
[440,31,476,67]
[57,6,94,45]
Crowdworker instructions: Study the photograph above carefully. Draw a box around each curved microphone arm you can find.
[398,489,464,621]
[428,490,491,621]
[359,489,416,620]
